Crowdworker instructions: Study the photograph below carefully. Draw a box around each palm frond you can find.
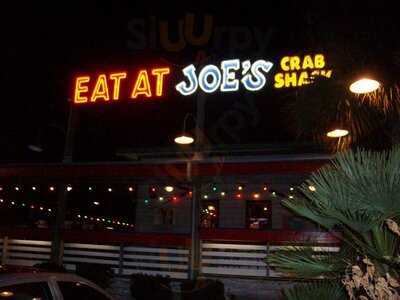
[282,280,347,300]
[267,246,347,279]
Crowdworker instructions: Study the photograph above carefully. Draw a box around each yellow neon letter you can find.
[151,67,170,96]
[302,55,314,69]
[131,70,152,98]
[289,56,301,70]
[285,72,297,87]
[298,71,309,86]
[110,72,127,100]
[274,73,285,88]
[314,54,326,68]
[74,76,90,104]
[91,74,110,102]
[280,56,290,71]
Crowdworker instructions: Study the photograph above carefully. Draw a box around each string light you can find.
[108,188,112,192]
[15,187,20,191]
[67,186,72,192]
[290,187,294,191]
[164,186,174,192]
[308,185,316,192]
[32,186,37,191]
[0,199,3,203]
[88,187,93,191]
[289,195,294,199]
[128,187,134,192]
[49,186,55,191]
[93,201,100,206]
[39,206,44,211]
[11,201,15,205]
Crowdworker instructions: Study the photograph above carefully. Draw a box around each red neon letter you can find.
[110,72,127,100]
[131,70,152,98]
[91,74,110,102]
[74,76,90,104]
[151,67,170,96]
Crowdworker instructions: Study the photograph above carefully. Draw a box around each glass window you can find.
[0,282,53,300]
[58,281,111,300]
[246,201,271,230]
[200,200,219,228]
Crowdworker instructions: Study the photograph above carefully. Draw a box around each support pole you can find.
[51,104,77,266]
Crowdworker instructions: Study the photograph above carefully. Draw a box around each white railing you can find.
[0,237,339,279]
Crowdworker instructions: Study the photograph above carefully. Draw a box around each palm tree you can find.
[267,147,400,299]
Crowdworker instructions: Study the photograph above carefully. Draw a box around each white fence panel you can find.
[4,239,51,266]
[201,242,268,277]
[122,246,189,279]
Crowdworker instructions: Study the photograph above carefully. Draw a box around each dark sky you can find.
[1,1,399,162]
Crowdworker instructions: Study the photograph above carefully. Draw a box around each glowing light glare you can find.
[14,187,20,191]
[308,185,316,192]
[208,205,215,211]
[220,192,226,197]
[93,201,100,206]
[263,185,268,191]
[49,186,55,191]
[0,290,14,297]
[128,187,134,192]
[159,197,164,201]
[32,186,37,191]
[253,193,260,199]
[327,129,349,138]
[237,185,243,191]
[108,188,113,192]
[263,207,268,211]
[67,186,72,192]
[203,195,208,199]
[289,195,294,199]
[88,187,93,191]
[174,135,194,145]
[164,186,174,192]
[349,78,380,94]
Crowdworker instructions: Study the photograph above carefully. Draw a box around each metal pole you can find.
[51,104,77,265]
[188,92,207,279]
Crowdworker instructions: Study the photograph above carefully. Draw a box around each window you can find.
[200,200,219,228]
[58,281,111,300]
[246,201,271,230]
[0,282,53,300]
[153,207,175,225]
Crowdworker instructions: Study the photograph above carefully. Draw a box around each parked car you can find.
[0,265,114,299]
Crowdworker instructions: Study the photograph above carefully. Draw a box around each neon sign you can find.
[74,68,170,104]
[273,54,332,88]
[73,54,332,104]
[175,59,273,95]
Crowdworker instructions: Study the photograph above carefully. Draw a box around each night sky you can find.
[1,1,399,163]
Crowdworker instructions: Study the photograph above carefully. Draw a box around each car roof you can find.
[0,268,92,286]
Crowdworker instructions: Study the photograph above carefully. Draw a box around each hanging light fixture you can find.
[349,78,380,94]
[326,129,349,138]
[174,113,195,145]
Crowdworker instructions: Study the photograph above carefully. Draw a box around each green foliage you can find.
[267,246,347,278]
[269,147,400,298]
[282,281,347,300]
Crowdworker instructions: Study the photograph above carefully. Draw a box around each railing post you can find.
[118,243,124,276]
[1,236,9,265]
